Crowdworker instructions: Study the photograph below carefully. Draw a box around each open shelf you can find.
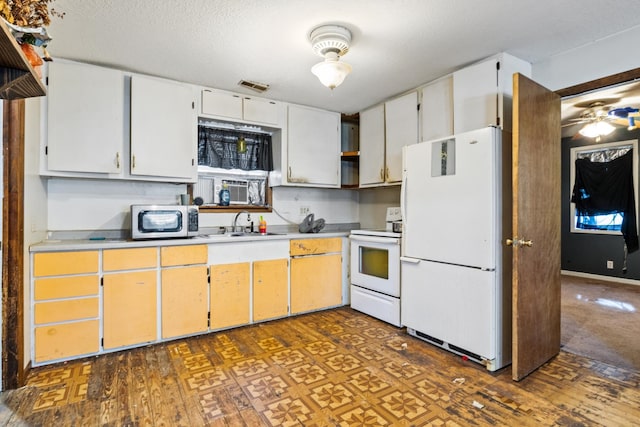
[340,113,360,188]
[0,19,46,99]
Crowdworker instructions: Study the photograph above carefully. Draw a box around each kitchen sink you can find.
[227,232,284,237]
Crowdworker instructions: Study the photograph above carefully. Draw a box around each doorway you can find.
[558,72,640,370]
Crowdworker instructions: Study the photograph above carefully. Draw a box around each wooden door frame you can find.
[2,99,25,390]
[555,68,640,98]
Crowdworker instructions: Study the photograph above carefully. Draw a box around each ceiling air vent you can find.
[238,80,270,93]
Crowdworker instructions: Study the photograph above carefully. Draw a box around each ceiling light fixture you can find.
[579,119,615,139]
[309,24,352,90]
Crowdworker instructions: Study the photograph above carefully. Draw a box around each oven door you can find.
[350,235,400,297]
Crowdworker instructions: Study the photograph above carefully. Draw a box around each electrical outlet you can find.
[300,206,310,215]
[607,260,614,269]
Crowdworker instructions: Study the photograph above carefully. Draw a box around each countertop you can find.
[30,231,350,252]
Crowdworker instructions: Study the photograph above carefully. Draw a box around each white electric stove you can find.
[349,207,402,327]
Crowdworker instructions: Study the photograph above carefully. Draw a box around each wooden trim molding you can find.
[555,67,640,98]
[2,99,25,389]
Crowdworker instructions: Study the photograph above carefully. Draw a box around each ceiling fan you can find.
[563,100,639,141]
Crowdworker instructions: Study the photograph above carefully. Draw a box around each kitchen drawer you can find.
[34,297,99,324]
[33,251,99,277]
[34,275,99,300]
[103,247,157,271]
[161,244,207,267]
[34,320,99,363]
[290,238,342,256]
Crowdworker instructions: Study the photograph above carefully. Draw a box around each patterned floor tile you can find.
[15,307,640,426]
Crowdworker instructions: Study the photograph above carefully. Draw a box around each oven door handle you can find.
[349,235,400,245]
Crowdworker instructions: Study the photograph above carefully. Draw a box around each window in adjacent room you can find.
[570,139,638,235]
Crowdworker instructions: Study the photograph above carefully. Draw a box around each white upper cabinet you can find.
[359,104,386,186]
[385,91,419,183]
[201,89,242,120]
[201,89,282,126]
[45,61,125,175]
[359,91,418,187]
[453,53,531,134]
[243,97,280,125]
[420,75,454,142]
[285,104,341,187]
[130,75,197,182]
[43,60,198,183]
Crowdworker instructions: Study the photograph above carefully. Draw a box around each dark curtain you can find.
[571,150,639,252]
[198,126,273,171]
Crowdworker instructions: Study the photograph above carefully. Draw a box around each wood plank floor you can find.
[1,307,639,426]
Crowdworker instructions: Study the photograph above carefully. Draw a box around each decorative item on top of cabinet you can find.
[0,18,47,99]
[32,251,100,365]
[452,52,531,134]
[290,238,342,314]
[201,88,282,126]
[284,104,341,188]
[359,91,418,187]
[102,247,158,349]
[160,245,208,339]
[341,113,359,188]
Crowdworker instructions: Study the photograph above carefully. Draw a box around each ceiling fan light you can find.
[311,53,352,89]
[579,123,600,138]
[595,121,615,135]
[579,120,616,138]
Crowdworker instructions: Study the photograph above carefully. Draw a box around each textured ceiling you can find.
[45,0,640,114]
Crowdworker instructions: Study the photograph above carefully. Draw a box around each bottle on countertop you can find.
[259,216,267,234]
[219,183,230,206]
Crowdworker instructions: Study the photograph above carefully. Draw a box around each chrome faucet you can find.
[232,210,251,232]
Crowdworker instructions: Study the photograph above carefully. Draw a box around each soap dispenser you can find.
[219,183,230,206]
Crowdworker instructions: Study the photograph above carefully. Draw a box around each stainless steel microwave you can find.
[131,205,199,239]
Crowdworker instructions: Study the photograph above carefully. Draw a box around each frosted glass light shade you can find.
[579,121,615,138]
[311,52,352,90]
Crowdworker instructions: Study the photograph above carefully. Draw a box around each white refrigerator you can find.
[400,126,512,372]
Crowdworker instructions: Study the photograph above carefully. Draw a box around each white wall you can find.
[46,180,359,233]
[23,97,48,369]
[192,186,359,231]
[358,186,401,229]
[533,26,640,91]
[47,179,187,231]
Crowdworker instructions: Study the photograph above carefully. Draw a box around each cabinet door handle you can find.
[116,152,120,169]
[288,166,292,179]
[132,155,136,169]
[380,169,384,180]
[385,167,390,181]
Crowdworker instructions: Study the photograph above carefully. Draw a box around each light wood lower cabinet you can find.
[103,270,157,349]
[161,266,208,338]
[210,262,250,329]
[290,238,343,314]
[253,259,289,322]
[160,245,209,339]
[34,320,100,363]
[30,238,346,365]
[32,251,100,363]
[103,247,159,349]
